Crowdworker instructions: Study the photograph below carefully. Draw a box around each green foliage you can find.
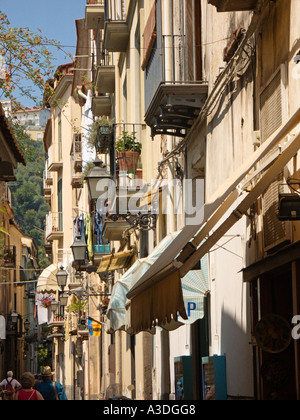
[37,342,52,372]
[116,131,142,153]
[67,300,88,314]
[9,137,50,268]
[0,11,71,106]
[86,117,114,150]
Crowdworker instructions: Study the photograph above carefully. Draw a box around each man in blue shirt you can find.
[36,366,68,401]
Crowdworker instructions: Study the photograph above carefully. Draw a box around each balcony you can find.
[145,82,208,138]
[93,244,111,262]
[48,318,64,329]
[95,50,115,94]
[2,246,16,268]
[144,35,208,138]
[45,194,52,206]
[103,0,129,52]
[47,326,64,340]
[44,241,53,255]
[96,66,115,93]
[102,187,151,240]
[69,273,83,289]
[44,160,53,185]
[85,0,105,30]
[70,135,83,189]
[92,95,112,117]
[48,144,63,172]
[208,0,258,12]
[71,134,82,172]
[46,212,63,242]
[102,219,130,241]
[43,170,52,195]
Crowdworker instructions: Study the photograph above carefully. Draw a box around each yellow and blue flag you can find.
[88,317,102,337]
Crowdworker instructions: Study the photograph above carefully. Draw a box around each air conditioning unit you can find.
[278,194,300,221]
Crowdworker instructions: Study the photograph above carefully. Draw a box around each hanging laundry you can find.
[85,214,94,260]
[74,214,86,241]
[94,211,103,245]
[78,214,85,240]
[35,293,54,325]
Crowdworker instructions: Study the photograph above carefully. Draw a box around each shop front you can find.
[243,242,300,400]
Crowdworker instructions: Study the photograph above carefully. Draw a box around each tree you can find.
[0,11,71,107]
[9,139,50,269]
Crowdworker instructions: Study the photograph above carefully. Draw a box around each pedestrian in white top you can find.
[0,371,21,400]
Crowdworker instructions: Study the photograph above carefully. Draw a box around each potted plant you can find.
[86,117,113,154]
[116,131,142,173]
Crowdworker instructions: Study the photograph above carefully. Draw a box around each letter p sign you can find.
[187,302,196,317]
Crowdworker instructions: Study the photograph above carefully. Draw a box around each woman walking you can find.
[15,372,44,401]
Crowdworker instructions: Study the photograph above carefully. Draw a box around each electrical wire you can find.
[0,279,37,286]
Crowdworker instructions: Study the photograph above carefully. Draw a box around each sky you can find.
[0,0,85,106]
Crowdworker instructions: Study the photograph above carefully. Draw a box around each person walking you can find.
[0,371,21,400]
[36,366,68,400]
[15,372,44,401]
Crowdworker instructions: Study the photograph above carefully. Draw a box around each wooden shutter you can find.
[142,2,157,71]
[260,66,290,251]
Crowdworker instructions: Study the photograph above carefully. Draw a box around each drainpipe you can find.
[77,88,88,102]
[162,0,176,234]
[160,0,173,402]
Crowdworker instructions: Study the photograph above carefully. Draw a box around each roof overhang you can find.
[0,103,26,167]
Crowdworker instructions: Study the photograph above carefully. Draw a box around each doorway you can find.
[252,265,297,400]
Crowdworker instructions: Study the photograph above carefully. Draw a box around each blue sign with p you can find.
[187,302,196,317]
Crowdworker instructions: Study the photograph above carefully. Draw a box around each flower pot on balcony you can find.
[117,151,140,173]
[116,132,142,173]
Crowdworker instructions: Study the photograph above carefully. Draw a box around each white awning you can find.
[36,264,60,294]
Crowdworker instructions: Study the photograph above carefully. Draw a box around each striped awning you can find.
[36,264,60,293]
[97,250,134,273]
[106,231,209,334]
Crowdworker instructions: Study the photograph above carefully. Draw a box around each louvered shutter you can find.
[260,69,283,144]
[260,66,290,251]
